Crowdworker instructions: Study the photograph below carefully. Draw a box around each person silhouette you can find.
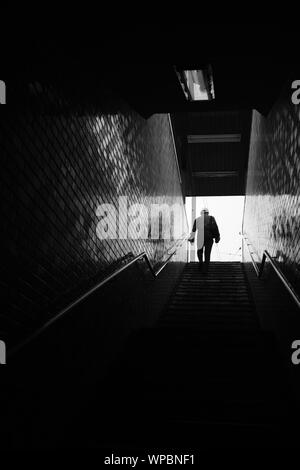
[188,208,220,273]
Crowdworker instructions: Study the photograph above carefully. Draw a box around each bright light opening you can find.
[176,67,215,101]
[185,196,245,262]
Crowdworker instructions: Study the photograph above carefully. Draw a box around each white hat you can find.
[201,207,209,214]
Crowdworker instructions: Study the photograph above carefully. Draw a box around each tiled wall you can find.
[243,89,300,297]
[0,82,188,344]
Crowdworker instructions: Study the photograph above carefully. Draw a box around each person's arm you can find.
[211,217,220,243]
[188,219,197,242]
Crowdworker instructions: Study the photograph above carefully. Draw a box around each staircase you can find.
[79,262,292,448]
[158,262,258,331]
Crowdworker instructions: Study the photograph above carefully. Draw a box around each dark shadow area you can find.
[1,25,300,451]
[0,260,186,449]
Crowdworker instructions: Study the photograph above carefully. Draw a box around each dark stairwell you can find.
[73,261,293,449]
[2,33,300,451]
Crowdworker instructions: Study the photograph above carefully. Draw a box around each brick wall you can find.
[242,92,300,409]
[243,89,300,297]
[0,82,188,346]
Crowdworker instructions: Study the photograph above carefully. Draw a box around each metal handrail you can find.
[240,233,260,277]
[8,235,189,356]
[241,233,300,309]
